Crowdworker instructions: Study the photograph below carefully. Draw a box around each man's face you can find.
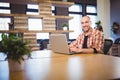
[81,16,91,32]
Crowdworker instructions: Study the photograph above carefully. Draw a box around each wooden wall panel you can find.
[39,3,52,15]
[39,2,56,30]
[0,1,74,51]
[42,17,56,30]
[14,16,28,30]
[24,32,40,51]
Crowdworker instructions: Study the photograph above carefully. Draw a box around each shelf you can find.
[0,30,74,33]
[1,0,74,6]
[0,0,74,51]
[0,14,43,18]
[0,13,73,20]
[48,1,74,7]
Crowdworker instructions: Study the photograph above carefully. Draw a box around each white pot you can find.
[8,59,25,72]
[63,27,67,30]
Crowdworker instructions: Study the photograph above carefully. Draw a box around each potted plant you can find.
[0,33,31,71]
[95,20,101,26]
[95,20,103,32]
[62,23,68,30]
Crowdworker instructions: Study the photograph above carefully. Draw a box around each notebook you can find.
[49,34,75,54]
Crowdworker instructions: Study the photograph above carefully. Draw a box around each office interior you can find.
[0,0,120,80]
[0,0,120,54]
[0,0,120,55]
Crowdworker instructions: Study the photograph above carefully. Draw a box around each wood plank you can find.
[0,0,74,6]
[0,13,73,20]
[23,36,36,39]
[24,33,36,36]
[0,30,74,33]
[14,16,28,19]
[39,7,51,10]
[43,25,55,28]
[42,27,56,30]
[39,2,52,7]
[39,11,52,14]
[43,20,55,24]
[14,23,28,26]
[49,1,74,7]
[14,27,28,30]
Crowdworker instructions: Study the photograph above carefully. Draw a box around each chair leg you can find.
[118,45,120,56]
[108,47,112,55]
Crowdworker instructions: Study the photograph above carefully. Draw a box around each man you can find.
[69,16,104,53]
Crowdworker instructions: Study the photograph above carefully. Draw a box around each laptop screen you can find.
[49,34,70,54]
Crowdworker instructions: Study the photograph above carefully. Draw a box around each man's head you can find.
[81,16,92,33]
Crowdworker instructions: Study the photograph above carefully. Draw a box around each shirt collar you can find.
[83,28,93,36]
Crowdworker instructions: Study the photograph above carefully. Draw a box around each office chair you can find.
[114,38,120,44]
[103,39,113,55]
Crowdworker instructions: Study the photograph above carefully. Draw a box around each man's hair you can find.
[82,15,91,20]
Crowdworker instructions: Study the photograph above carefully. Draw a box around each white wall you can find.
[97,0,111,39]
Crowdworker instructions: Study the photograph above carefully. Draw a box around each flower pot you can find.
[63,27,67,30]
[8,59,25,72]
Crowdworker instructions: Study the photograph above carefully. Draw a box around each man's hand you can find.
[69,46,82,53]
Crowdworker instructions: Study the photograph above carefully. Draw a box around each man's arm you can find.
[69,47,94,53]
[94,31,104,53]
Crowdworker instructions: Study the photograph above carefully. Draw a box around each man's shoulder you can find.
[93,29,102,33]
[91,29,103,35]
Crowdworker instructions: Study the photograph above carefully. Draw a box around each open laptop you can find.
[49,34,75,54]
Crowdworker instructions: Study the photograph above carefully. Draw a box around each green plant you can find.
[62,23,68,27]
[95,20,101,26]
[0,33,31,64]
[95,20,103,32]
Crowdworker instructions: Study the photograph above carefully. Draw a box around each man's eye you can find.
[85,21,89,23]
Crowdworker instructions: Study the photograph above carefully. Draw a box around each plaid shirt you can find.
[70,28,104,53]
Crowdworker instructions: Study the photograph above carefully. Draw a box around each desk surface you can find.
[0,50,120,80]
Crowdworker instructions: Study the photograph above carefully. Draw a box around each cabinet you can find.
[0,1,74,51]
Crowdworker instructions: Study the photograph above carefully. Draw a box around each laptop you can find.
[49,34,75,54]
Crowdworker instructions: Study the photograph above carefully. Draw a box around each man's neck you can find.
[84,31,89,36]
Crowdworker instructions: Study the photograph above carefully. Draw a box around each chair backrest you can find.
[114,38,120,44]
[103,39,113,54]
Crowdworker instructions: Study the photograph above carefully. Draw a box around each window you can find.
[26,4,39,15]
[26,4,50,39]
[86,5,97,13]
[86,5,97,28]
[0,2,10,14]
[0,2,11,40]
[28,18,49,39]
[28,18,42,30]
[68,4,97,39]
[69,4,82,39]
[69,4,82,12]
[87,15,97,29]
[0,18,10,30]
[69,14,82,39]
[0,18,11,40]
[52,6,55,15]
